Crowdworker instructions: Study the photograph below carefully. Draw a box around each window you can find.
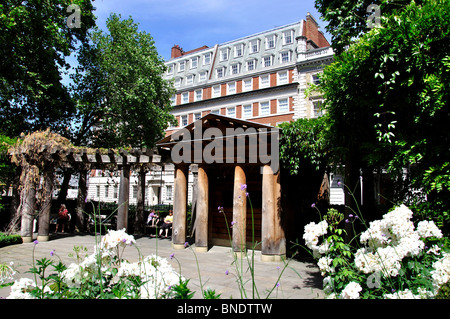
[243,104,252,118]
[278,71,288,85]
[260,74,270,88]
[313,100,324,117]
[195,89,202,101]
[227,82,236,95]
[167,64,174,74]
[186,74,194,85]
[266,35,276,49]
[96,185,100,197]
[212,85,221,98]
[113,185,118,198]
[181,115,188,126]
[220,48,229,61]
[190,57,198,69]
[199,71,208,82]
[260,101,270,116]
[174,78,182,88]
[250,39,260,53]
[132,185,138,199]
[216,67,226,78]
[246,59,256,71]
[243,78,252,92]
[166,185,173,201]
[170,95,176,105]
[312,73,321,85]
[227,106,236,118]
[194,112,202,121]
[280,51,291,63]
[203,53,211,65]
[230,63,241,75]
[179,61,185,72]
[182,92,189,104]
[278,98,289,113]
[283,30,294,45]
[211,109,220,115]
[263,55,273,67]
[234,44,244,57]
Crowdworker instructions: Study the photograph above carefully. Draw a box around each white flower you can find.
[384,289,422,299]
[303,220,328,254]
[416,220,442,239]
[427,244,441,255]
[317,256,334,276]
[100,228,136,250]
[431,252,450,292]
[340,282,362,299]
[7,278,37,299]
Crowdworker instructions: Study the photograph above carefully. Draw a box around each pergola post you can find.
[195,165,209,252]
[172,164,188,249]
[20,170,37,243]
[75,168,88,232]
[261,164,285,261]
[37,166,54,242]
[117,164,130,231]
[232,165,247,253]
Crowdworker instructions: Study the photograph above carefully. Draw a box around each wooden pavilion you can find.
[156,113,285,261]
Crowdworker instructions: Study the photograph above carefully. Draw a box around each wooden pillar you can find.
[261,165,285,261]
[195,165,209,252]
[75,168,88,232]
[37,166,54,242]
[232,165,246,253]
[117,164,130,231]
[134,166,146,234]
[172,164,188,249]
[20,168,37,243]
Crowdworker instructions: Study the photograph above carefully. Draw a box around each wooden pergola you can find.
[156,113,285,261]
[13,146,162,243]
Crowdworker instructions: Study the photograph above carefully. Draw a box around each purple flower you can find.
[345,219,350,223]
[170,253,175,259]
[276,282,280,288]
[311,203,316,208]
[231,221,236,226]
[349,214,354,218]
[33,240,39,245]
[218,206,223,212]
[337,181,342,186]
[184,242,189,248]
[50,250,55,256]
[240,184,247,191]
[225,270,229,275]
[245,192,249,197]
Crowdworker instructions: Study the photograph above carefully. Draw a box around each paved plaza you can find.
[0,232,324,299]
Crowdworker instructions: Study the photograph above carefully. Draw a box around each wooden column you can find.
[195,165,209,252]
[232,165,247,253]
[172,164,188,249]
[261,165,285,261]
[75,168,88,232]
[20,168,37,243]
[117,164,130,231]
[134,166,146,235]
[37,165,54,242]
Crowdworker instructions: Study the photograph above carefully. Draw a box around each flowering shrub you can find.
[304,205,450,299]
[7,229,183,299]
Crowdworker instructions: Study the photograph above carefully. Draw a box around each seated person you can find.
[146,210,159,227]
[158,210,173,238]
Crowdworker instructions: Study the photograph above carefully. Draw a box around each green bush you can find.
[0,233,22,248]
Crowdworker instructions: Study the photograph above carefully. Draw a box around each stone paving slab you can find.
[0,233,324,299]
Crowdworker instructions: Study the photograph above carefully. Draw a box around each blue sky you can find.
[91,0,331,61]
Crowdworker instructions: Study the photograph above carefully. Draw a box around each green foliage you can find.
[0,0,96,137]
[0,232,22,247]
[169,278,195,299]
[279,117,329,175]
[71,13,176,148]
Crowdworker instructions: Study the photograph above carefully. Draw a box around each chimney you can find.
[171,45,184,59]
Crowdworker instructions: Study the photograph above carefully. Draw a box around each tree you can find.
[318,0,450,231]
[71,13,176,149]
[0,0,96,138]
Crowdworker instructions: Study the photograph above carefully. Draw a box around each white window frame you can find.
[312,73,321,85]
[242,104,252,119]
[230,63,241,75]
[194,89,203,102]
[211,109,220,115]
[194,112,202,121]
[226,106,236,118]
[266,34,276,49]
[246,59,256,71]
[212,85,221,98]
[178,61,185,72]
[203,53,212,65]
[249,39,260,53]
[190,57,198,69]
[280,51,291,63]
[313,99,324,118]
[181,115,188,127]
[262,55,273,67]
[259,101,270,116]
[170,95,176,105]
[174,78,182,88]
[243,78,253,92]
[167,64,174,74]
[234,43,244,57]
[186,74,194,85]
[260,74,270,88]
[216,67,226,78]
[283,30,294,45]
[220,48,230,61]
[227,82,236,95]
[278,98,289,113]
[182,92,189,104]
[199,71,208,82]
[278,71,288,85]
